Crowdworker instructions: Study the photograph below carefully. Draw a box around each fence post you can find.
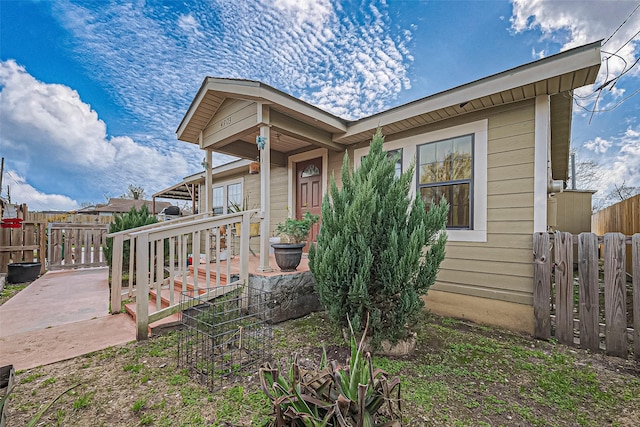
[533,232,551,339]
[633,233,640,360]
[604,233,627,357]
[38,223,46,273]
[578,232,599,352]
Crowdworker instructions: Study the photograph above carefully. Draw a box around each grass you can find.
[0,283,28,306]
[5,311,640,426]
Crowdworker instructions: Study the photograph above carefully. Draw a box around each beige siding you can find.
[553,190,593,234]
[202,99,256,148]
[326,101,538,306]
[244,165,288,235]
[433,100,536,305]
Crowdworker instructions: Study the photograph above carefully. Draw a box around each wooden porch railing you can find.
[533,231,640,359]
[108,210,256,340]
[47,223,108,270]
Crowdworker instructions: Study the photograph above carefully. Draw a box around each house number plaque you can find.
[220,116,232,128]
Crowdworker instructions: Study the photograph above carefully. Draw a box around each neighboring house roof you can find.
[77,198,171,214]
[153,159,252,201]
[177,40,601,182]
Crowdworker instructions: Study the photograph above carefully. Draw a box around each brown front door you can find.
[296,157,322,251]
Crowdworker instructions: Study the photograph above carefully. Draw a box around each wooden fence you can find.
[0,221,46,274]
[48,223,109,270]
[533,231,640,359]
[592,194,640,276]
[27,212,113,225]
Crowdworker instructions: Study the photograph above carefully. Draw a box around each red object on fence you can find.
[1,218,22,229]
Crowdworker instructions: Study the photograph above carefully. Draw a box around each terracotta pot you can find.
[249,161,260,174]
[271,243,305,272]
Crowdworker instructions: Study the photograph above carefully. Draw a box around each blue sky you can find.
[1,0,639,211]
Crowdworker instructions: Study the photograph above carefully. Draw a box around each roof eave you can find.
[336,40,602,142]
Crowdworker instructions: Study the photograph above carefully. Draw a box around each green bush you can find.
[309,128,448,347]
[104,205,158,265]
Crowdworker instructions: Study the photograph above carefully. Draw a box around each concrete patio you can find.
[0,267,136,371]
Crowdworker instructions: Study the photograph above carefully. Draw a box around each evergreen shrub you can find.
[309,128,449,346]
[104,205,158,266]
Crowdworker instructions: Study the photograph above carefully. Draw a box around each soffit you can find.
[336,41,602,146]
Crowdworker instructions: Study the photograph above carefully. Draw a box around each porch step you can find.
[123,297,182,337]
[124,264,234,336]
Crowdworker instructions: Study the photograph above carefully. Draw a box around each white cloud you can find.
[510,0,640,107]
[0,60,195,207]
[2,171,79,211]
[177,14,203,38]
[584,136,612,154]
[53,0,413,121]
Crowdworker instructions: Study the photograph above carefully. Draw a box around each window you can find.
[418,135,473,229]
[360,148,403,178]
[301,164,320,177]
[212,187,224,215]
[211,178,243,215]
[227,183,242,211]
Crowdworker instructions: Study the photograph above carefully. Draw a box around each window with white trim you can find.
[418,135,473,229]
[212,178,243,215]
[353,119,487,242]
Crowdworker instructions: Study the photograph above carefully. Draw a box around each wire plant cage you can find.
[177,283,274,391]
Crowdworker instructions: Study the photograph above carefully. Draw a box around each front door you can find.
[296,157,322,251]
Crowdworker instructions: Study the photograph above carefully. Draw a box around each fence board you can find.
[555,231,574,345]
[533,232,551,339]
[578,232,600,352]
[47,223,108,269]
[633,234,640,360]
[604,233,627,357]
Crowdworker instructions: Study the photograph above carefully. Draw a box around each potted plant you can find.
[271,212,319,271]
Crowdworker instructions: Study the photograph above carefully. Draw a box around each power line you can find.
[602,1,640,46]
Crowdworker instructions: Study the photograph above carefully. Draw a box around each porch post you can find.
[257,123,273,272]
[201,132,213,214]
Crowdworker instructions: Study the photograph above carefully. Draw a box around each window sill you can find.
[446,229,486,243]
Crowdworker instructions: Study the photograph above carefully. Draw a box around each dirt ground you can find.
[3,310,640,426]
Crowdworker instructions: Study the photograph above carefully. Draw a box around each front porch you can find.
[108,210,319,340]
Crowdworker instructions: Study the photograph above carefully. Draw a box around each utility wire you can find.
[602,1,640,46]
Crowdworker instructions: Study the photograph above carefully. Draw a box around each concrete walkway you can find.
[0,267,136,370]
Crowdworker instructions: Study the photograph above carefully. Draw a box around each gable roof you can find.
[77,198,171,215]
[177,41,601,180]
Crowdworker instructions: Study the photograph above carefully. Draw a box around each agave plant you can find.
[259,315,402,426]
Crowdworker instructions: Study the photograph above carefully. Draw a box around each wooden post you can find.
[554,231,574,345]
[38,223,46,273]
[110,234,124,314]
[136,233,150,341]
[24,223,35,262]
[257,114,273,273]
[578,232,599,352]
[240,211,250,311]
[604,233,627,357]
[633,233,640,360]
[533,232,551,339]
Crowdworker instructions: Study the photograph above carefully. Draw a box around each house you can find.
[76,198,172,216]
[174,41,602,334]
